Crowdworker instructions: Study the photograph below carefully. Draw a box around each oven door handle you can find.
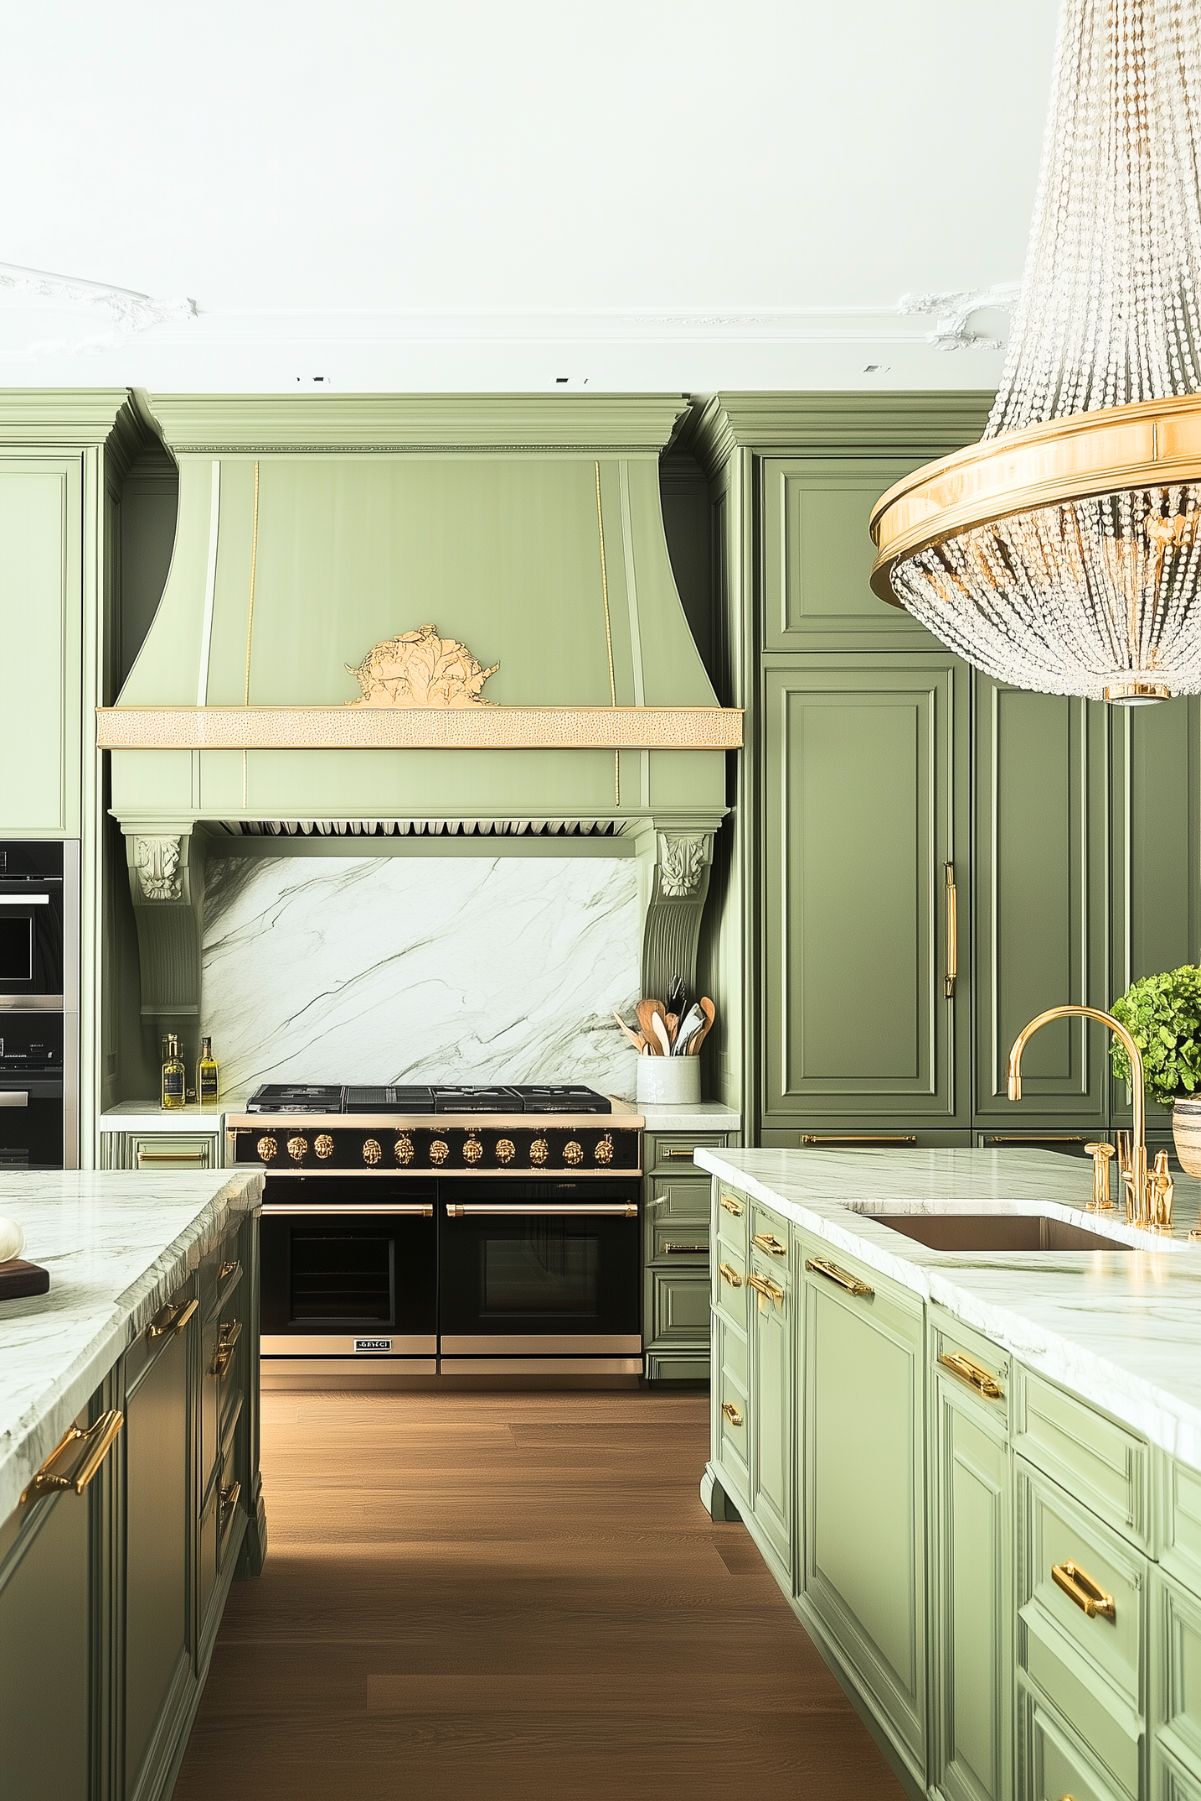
[0,895,50,906]
[445,1203,639,1219]
[260,1203,434,1217]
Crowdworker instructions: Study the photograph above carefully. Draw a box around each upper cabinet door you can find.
[762,655,968,1128]
[761,458,937,649]
[973,681,1110,1127]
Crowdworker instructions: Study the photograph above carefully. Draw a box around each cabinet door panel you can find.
[763,658,966,1125]
[974,680,1109,1125]
[749,1269,792,1570]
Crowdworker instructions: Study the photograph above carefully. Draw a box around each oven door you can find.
[0,867,65,1006]
[438,1178,642,1357]
[260,1178,437,1357]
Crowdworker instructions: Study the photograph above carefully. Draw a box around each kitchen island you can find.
[696,1147,1201,1801]
[0,1169,264,1801]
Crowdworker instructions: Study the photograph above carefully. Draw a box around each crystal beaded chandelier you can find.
[870,0,1201,703]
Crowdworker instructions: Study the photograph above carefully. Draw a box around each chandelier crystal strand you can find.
[874,0,1201,702]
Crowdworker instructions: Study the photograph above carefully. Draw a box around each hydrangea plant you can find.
[1109,965,1201,1105]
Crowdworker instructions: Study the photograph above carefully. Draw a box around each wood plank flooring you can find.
[173,1389,904,1801]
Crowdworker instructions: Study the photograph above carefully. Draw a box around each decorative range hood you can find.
[99,395,739,1021]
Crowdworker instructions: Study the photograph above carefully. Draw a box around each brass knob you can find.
[563,1140,583,1166]
[256,1134,278,1163]
[496,1137,516,1165]
[594,1132,614,1165]
[463,1136,483,1164]
[362,1138,382,1166]
[286,1134,308,1163]
[314,1133,335,1161]
[394,1134,414,1166]
[430,1139,450,1166]
[530,1137,549,1166]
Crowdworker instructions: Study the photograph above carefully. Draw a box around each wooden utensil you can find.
[688,996,716,1055]
[612,1010,646,1053]
[636,999,667,1054]
[650,1011,673,1058]
[665,1012,679,1048]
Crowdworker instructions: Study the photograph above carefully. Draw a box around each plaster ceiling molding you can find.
[896,284,1020,352]
[0,262,198,357]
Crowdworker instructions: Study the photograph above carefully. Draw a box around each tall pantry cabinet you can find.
[689,395,1201,1148]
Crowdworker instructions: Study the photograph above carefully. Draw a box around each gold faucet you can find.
[1006,1005,1154,1228]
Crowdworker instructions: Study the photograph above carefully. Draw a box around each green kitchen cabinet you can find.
[642,1131,734,1380]
[973,679,1111,1129]
[747,1229,793,1574]
[1153,1570,1201,1796]
[100,1131,223,1172]
[801,1240,927,1782]
[762,655,969,1131]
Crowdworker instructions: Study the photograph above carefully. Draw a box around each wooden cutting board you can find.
[0,1258,49,1300]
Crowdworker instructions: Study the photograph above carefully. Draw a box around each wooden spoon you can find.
[636,998,666,1054]
[688,996,716,1055]
[611,1010,645,1053]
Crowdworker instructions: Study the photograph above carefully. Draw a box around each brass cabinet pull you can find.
[718,1261,743,1288]
[1051,1560,1116,1622]
[752,1231,787,1257]
[20,1409,124,1506]
[663,1242,708,1255]
[944,860,958,999]
[136,1149,211,1164]
[984,1134,1090,1145]
[805,1256,874,1298]
[218,1258,240,1284]
[721,1401,743,1428]
[798,1134,918,1146]
[219,1477,242,1519]
[719,1193,745,1216]
[445,1203,638,1218]
[747,1272,785,1304]
[662,1147,699,1161]
[210,1318,243,1377]
[146,1295,199,1341]
[938,1350,1005,1400]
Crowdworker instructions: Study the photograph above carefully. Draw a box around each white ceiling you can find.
[0,0,1058,391]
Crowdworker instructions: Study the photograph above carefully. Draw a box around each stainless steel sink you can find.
[857,1212,1133,1253]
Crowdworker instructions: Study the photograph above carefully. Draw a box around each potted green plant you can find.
[1109,965,1201,1175]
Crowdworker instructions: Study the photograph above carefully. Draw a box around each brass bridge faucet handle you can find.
[1083,1141,1115,1212]
[1152,1149,1175,1232]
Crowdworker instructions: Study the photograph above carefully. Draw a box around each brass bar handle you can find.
[718,1261,743,1288]
[136,1150,211,1164]
[798,1134,918,1145]
[944,860,957,999]
[20,1409,124,1506]
[663,1242,708,1255]
[1051,1560,1116,1622]
[661,1147,699,1161]
[938,1350,1005,1400]
[261,1203,435,1217]
[986,1134,1091,1145]
[805,1256,874,1298]
[752,1231,787,1257]
[719,1194,745,1216]
[211,1318,244,1377]
[445,1203,638,1219]
[218,1258,241,1284]
[220,1477,242,1518]
[146,1294,199,1340]
[747,1272,785,1303]
[721,1401,743,1428]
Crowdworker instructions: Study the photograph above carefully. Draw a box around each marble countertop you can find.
[98,1102,226,1132]
[695,1146,1201,1470]
[617,1100,740,1133]
[0,1169,263,1522]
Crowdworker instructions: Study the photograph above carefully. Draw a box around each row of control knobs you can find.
[254,1131,615,1167]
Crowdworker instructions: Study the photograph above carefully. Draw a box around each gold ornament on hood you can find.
[345,625,500,708]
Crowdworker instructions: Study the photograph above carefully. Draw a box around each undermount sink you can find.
[856,1211,1134,1254]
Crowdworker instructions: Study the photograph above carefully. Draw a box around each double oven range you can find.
[227,1084,643,1382]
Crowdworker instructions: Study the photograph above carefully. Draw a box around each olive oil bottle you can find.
[160,1033,186,1110]
[197,1034,219,1106]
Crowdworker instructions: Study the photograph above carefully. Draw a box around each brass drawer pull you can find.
[662,1147,699,1161]
[219,1477,242,1518]
[747,1272,785,1304]
[752,1231,787,1257]
[218,1258,240,1284]
[798,1134,918,1146]
[985,1134,1089,1145]
[20,1409,124,1506]
[938,1350,1004,1400]
[1051,1560,1116,1622]
[210,1318,243,1377]
[721,1401,743,1428]
[136,1149,211,1164]
[718,1261,743,1288]
[663,1242,708,1255]
[719,1194,745,1216]
[146,1295,199,1341]
[944,860,957,999]
[805,1256,874,1298]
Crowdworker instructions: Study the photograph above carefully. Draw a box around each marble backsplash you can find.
[200,854,642,1100]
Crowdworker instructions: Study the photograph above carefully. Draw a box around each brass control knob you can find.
[314,1133,335,1161]
[530,1137,549,1166]
[362,1138,382,1166]
[394,1134,414,1166]
[255,1134,278,1163]
[594,1132,614,1166]
[563,1140,584,1167]
[430,1139,450,1166]
[286,1135,308,1163]
[496,1137,516,1165]
[463,1136,483,1165]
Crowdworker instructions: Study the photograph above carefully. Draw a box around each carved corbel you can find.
[124,829,205,1017]
[641,828,715,1002]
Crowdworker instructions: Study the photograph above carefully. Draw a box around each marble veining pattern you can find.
[695,1147,1201,1471]
[0,1170,262,1521]
[201,855,641,1099]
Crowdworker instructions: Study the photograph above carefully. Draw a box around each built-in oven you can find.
[437,1177,642,1375]
[0,1013,68,1170]
[0,842,74,1006]
[260,1177,438,1371]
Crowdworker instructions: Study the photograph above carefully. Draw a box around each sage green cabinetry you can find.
[745,1209,792,1573]
[100,1130,223,1172]
[643,1130,733,1381]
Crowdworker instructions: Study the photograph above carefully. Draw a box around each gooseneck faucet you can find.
[1006,1005,1153,1228]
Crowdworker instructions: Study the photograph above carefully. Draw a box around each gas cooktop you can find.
[244,1082,614,1116]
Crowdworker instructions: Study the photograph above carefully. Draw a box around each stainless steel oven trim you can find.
[445,1202,639,1218]
[251,1166,643,1178]
[261,1202,434,1217]
[440,1334,643,1356]
[0,895,52,905]
[0,995,65,1012]
[440,1357,644,1377]
[262,1333,437,1356]
[262,1358,439,1386]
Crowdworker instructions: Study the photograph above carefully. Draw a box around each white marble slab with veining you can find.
[0,1170,263,1522]
[98,1102,225,1133]
[616,1101,741,1134]
[694,1147,1201,1470]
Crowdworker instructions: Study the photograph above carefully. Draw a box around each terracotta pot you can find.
[1171,1096,1201,1176]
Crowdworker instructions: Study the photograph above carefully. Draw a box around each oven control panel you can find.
[227,1120,642,1176]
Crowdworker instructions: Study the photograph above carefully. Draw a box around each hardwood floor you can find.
[173,1389,905,1800]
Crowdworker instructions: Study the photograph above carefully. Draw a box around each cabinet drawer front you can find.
[1155,1745,1201,1801]
[1018,1461,1145,1716]
[713,1241,747,1332]
[646,1174,709,1224]
[715,1319,750,1499]
[750,1206,790,1264]
[1164,1459,1201,1599]
[647,1269,709,1346]
[1015,1367,1152,1550]
[645,1133,729,1175]
[1157,1572,1201,1780]
[1019,1678,1127,1801]
[649,1216,709,1263]
[130,1133,219,1170]
[931,1307,1010,1428]
[715,1186,749,1259]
